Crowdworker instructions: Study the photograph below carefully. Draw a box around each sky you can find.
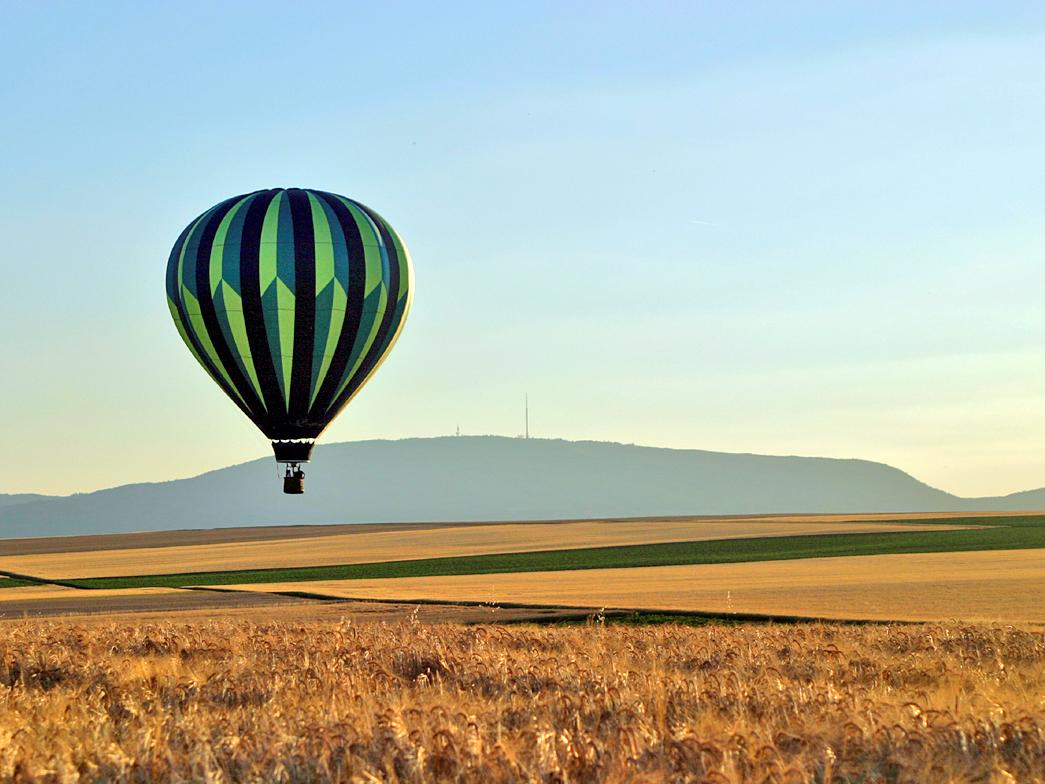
[2,1,1045,498]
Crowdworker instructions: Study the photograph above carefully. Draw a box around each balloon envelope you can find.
[166,188,413,470]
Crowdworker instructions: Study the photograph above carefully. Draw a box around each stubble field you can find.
[0,619,1042,783]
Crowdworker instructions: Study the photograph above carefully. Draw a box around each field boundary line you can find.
[190,585,913,626]
[0,568,84,590]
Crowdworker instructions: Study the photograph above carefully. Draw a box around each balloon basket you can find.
[283,463,305,495]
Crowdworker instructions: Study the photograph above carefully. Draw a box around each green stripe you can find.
[275,195,296,406]
[309,193,336,292]
[220,284,264,406]
[181,289,246,407]
[259,193,287,409]
[218,196,266,407]
[308,193,346,405]
[259,194,280,290]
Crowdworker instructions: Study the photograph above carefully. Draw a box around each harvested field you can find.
[0,517,968,580]
[230,548,1045,623]
[0,619,1041,782]
[5,599,587,626]
[0,585,317,619]
[0,586,595,626]
[0,522,455,556]
[0,585,180,602]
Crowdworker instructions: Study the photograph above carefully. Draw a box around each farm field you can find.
[228,548,1045,623]
[0,584,324,619]
[9,512,1017,556]
[1,514,1043,781]
[0,591,579,625]
[1,513,1042,623]
[0,522,460,556]
[0,619,1041,782]
[0,585,180,602]
[22,513,1042,593]
[0,515,970,580]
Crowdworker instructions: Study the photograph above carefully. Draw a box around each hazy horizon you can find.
[5,433,1044,502]
[3,2,1045,497]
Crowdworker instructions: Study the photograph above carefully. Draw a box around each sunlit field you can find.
[1,619,1041,782]
[0,515,974,581]
[253,548,1043,624]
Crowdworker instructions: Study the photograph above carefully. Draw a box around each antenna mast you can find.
[525,393,529,439]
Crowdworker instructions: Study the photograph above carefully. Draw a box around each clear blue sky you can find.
[2,1,1044,497]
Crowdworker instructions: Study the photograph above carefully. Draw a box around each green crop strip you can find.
[0,577,37,589]
[58,515,1045,590]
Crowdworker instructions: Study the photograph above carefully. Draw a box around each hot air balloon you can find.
[165,188,413,494]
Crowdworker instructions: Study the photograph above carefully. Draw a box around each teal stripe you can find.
[276,193,296,289]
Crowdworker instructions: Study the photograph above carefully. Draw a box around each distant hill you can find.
[977,487,1045,510]
[0,494,52,510]
[0,437,1040,539]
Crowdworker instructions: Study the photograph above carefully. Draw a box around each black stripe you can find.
[308,191,368,419]
[323,201,403,418]
[175,298,254,421]
[238,189,284,434]
[170,207,256,423]
[287,189,316,424]
[165,222,192,302]
[192,195,267,420]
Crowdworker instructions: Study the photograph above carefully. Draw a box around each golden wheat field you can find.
[0,619,1042,783]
